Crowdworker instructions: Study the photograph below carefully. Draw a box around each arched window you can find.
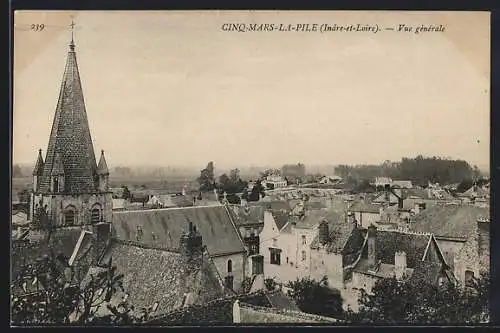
[465,270,475,287]
[301,250,306,261]
[64,207,76,226]
[53,178,59,193]
[227,259,232,273]
[91,204,101,224]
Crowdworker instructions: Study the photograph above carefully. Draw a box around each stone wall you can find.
[213,252,246,292]
[309,248,343,289]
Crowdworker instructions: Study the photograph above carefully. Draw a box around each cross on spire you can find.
[69,20,76,50]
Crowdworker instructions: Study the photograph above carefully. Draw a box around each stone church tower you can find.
[30,35,112,229]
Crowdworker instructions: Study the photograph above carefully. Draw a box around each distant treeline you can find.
[334,155,481,187]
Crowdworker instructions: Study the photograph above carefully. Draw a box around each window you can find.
[227,260,232,273]
[301,235,307,245]
[53,178,59,193]
[64,209,75,226]
[272,238,278,247]
[270,248,281,265]
[465,270,475,287]
[224,276,234,290]
[91,206,101,224]
[301,250,306,261]
[249,243,259,255]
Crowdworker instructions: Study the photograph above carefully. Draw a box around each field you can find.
[12,175,201,197]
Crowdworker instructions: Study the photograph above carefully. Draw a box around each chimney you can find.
[318,219,329,245]
[394,251,407,280]
[367,224,377,266]
[477,217,490,274]
[179,222,203,269]
[93,222,111,265]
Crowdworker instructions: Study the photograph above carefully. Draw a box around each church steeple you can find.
[37,22,99,194]
[32,149,44,176]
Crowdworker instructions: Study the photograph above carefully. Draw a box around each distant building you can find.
[262,174,288,190]
[347,201,381,228]
[374,177,392,188]
[318,175,342,185]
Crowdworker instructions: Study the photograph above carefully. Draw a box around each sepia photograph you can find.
[11,10,490,325]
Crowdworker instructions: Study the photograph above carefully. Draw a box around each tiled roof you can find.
[272,211,291,231]
[96,150,109,175]
[91,241,226,317]
[310,216,355,254]
[32,149,44,176]
[410,205,489,240]
[38,42,99,194]
[146,290,273,325]
[264,290,300,311]
[250,200,291,213]
[358,230,432,269]
[112,206,246,256]
[407,260,450,285]
[349,201,380,214]
[292,209,343,230]
[238,302,339,323]
[11,227,87,286]
[353,259,414,279]
[227,205,264,227]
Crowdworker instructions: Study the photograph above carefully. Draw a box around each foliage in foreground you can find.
[286,276,343,318]
[11,254,149,325]
[345,274,490,324]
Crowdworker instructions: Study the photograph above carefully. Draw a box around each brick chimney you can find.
[394,251,407,280]
[93,222,111,265]
[179,222,203,269]
[367,224,377,266]
[477,217,490,274]
[318,219,329,245]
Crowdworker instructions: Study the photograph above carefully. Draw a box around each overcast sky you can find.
[13,11,490,170]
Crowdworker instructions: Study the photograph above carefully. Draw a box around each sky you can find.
[13,11,490,170]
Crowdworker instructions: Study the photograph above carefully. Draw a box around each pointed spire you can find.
[69,20,76,52]
[51,152,65,176]
[38,32,99,193]
[33,149,45,176]
[97,150,109,175]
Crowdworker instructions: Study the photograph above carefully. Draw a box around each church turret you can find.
[32,149,44,192]
[97,150,109,192]
[29,22,113,230]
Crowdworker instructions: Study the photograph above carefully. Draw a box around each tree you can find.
[264,277,278,292]
[121,186,131,200]
[286,276,343,318]
[10,254,142,325]
[248,180,266,202]
[197,162,215,192]
[346,274,491,324]
[17,189,31,203]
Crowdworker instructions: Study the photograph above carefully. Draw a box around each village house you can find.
[72,221,232,321]
[348,226,453,294]
[458,184,490,207]
[262,174,288,190]
[409,204,489,286]
[112,205,248,292]
[309,213,364,290]
[347,201,381,228]
[391,180,413,189]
